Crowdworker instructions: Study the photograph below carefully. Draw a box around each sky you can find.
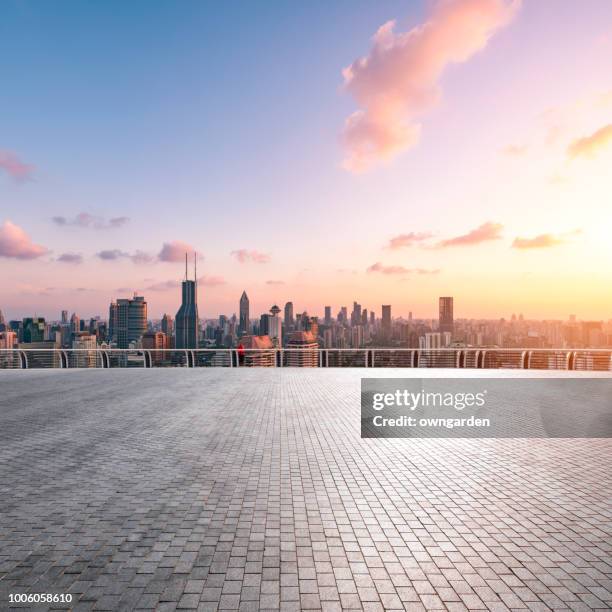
[1,0,612,321]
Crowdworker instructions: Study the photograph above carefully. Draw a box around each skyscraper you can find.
[439,297,454,335]
[110,295,147,348]
[239,291,250,336]
[284,302,294,330]
[161,314,174,348]
[381,305,391,343]
[268,305,282,346]
[324,306,331,326]
[175,255,199,349]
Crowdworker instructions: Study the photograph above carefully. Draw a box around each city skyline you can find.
[2,1,612,319]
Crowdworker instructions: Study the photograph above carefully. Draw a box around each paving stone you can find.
[0,369,610,611]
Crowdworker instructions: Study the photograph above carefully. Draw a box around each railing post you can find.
[415,350,421,368]
[143,351,151,368]
[371,350,375,368]
[521,350,529,369]
[19,351,28,369]
[566,351,575,370]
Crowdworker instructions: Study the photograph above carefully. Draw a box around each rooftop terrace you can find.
[1,369,611,611]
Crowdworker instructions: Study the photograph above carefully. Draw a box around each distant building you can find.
[324,306,332,326]
[268,305,282,347]
[286,331,318,367]
[23,317,45,343]
[284,302,294,331]
[239,291,250,336]
[143,331,170,365]
[0,330,17,348]
[381,305,391,343]
[161,314,174,348]
[239,335,275,366]
[110,295,148,349]
[176,258,199,349]
[439,297,454,335]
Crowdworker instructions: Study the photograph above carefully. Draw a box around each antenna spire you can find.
[185,252,188,282]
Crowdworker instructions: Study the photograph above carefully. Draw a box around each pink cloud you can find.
[0,150,34,181]
[0,220,48,259]
[367,262,439,275]
[158,241,200,263]
[57,252,83,264]
[199,275,226,287]
[266,280,285,285]
[437,221,503,247]
[52,213,129,229]
[96,249,153,264]
[512,230,581,249]
[387,232,432,249]
[567,124,612,159]
[341,0,520,172]
[231,249,270,264]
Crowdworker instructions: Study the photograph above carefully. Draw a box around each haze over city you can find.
[1,0,612,320]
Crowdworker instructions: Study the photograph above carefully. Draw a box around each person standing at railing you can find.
[237,342,245,366]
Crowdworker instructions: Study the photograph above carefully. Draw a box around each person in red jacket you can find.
[237,342,245,366]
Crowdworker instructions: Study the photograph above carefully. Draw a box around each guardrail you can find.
[1,348,611,370]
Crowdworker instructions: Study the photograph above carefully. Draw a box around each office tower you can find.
[324,306,331,326]
[108,302,117,343]
[0,330,17,348]
[284,302,294,330]
[70,313,80,339]
[259,314,270,336]
[351,302,362,326]
[161,314,174,348]
[381,305,391,342]
[361,309,368,326]
[161,314,173,336]
[61,310,68,325]
[408,311,413,321]
[268,305,282,347]
[425,332,442,349]
[439,297,454,335]
[370,311,375,326]
[22,318,45,343]
[110,295,148,349]
[239,291,250,336]
[286,331,318,367]
[175,255,199,349]
[0,309,5,327]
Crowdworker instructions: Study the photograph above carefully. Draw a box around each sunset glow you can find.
[1,0,611,320]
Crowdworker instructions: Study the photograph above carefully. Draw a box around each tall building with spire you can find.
[239,291,250,336]
[175,254,199,349]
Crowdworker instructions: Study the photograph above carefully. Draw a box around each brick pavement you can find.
[0,369,611,611]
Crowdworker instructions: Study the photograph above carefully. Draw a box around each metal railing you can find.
[1,348,611,371]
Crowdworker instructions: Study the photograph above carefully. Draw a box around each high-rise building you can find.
[161,314,174,347]
[268,305,282,347]
[286,331,318,367]
[0,330,17,349]
[22,317,45,343]
[239,291,250,336]
[439,297,454,335]
[110,295,148,348]
[61,310,68,325]
[351,302,362,326]
[324,306,331,326]
[259,314,270,336]
[381,305,391,342]
[175,257,199,349]
[284,302,294,330]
